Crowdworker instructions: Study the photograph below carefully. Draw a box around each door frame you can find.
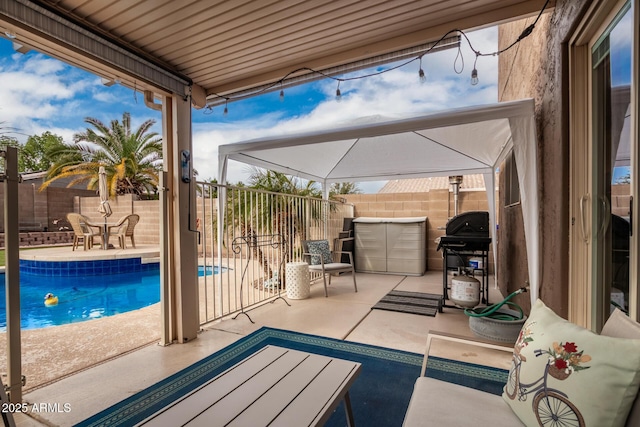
[568,0,639,328]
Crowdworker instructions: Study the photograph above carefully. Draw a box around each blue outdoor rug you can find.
[75,327,508,427]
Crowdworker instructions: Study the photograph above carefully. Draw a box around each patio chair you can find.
[107,214,139,249]
[67,213,102,251]
[302,239,357,297]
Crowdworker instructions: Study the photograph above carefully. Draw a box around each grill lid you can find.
[445,211,489,236]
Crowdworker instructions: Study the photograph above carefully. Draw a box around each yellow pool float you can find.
[44,293,58,307]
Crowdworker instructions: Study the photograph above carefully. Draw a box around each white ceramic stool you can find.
[286,262,310,299]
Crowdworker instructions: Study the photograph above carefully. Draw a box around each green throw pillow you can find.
[502,299,640,427]
[307,240,332,265]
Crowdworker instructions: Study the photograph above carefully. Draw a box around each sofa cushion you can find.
[307,240,332,265]
[602,308,640,338]
[502,300,640,427]
[602,309,640,427]
[403,377,521,427]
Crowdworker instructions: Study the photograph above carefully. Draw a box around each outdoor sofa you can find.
[403,301,640,427]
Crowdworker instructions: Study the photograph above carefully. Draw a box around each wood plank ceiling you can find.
[6,0,552,105]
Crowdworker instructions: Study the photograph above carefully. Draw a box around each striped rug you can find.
[372,290,443,317]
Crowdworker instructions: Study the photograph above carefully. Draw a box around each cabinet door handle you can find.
[580,194,589,244]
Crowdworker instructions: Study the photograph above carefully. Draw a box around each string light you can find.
[203,0,549,114]
[470,54,479,85]
[418,57,426,83]
[470,68,479,86]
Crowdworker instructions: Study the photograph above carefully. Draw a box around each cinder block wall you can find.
[0,183,489,261]
[79,194,160,246]
[343,189,490,272]
[0,231,75,248]
[133,200,160,245]
[47,187,95,231]
[0,183,94,232]
[611,184,631,218]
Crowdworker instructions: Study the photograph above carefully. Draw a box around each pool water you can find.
[0,265,222,330]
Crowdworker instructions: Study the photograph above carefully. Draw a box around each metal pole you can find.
[454,184,460,216]
[449,176,463,217]
[3,147,22,403]
[159,171,172,345]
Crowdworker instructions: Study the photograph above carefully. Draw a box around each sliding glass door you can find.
[590,2,634,327]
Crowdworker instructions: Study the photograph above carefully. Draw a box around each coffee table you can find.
[136,345,362,426]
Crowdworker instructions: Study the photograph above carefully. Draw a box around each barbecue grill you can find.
[437,211,491,306]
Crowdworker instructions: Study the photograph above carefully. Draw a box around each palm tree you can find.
[248,168,322,247]
[223,169,323,285]
[330,182,361,197]
[41,112,162,197]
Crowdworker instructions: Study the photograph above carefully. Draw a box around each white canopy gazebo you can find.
[218,98,539,303]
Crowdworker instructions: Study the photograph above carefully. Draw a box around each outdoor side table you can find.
[286,262,310,299]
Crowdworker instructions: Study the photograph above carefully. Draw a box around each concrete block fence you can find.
[0,181,491,273]
[0,231,75,248]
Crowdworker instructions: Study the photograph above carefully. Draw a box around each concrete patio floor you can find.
[6,246,510,427]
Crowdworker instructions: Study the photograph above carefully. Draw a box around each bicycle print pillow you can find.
[502,299,640,427]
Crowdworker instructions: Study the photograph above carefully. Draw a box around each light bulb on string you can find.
[223,99,229,116]
[198,1,551,119]
[471,68,479,85]
[470,54,479,86]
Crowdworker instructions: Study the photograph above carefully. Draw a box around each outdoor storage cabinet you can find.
[354,217,427,275]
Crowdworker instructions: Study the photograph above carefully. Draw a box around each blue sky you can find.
[0,27,498,193]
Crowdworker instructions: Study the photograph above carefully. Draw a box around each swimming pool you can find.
[0,263,223,330]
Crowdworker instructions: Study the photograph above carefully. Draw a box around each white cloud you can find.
[93,90,119,103]
[21,55,66,75]
[0,46,104,142]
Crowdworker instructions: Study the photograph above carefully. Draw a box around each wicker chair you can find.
[107,214,139,249]
[67,213,102,251]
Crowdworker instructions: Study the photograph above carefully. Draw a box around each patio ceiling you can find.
[1,0,553,107]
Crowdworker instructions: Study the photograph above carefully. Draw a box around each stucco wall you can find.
[498,0,589,316]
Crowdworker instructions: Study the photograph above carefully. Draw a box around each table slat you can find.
[138,346,292,426]
[185,348,309,426]
[226,355,333,426]
[271,359,361,427]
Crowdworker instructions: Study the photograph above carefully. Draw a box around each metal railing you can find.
[195,182,354,325]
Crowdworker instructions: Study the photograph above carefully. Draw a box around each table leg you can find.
[344,391,355,427]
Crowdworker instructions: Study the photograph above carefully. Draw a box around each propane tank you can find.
[450,272,481,308]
